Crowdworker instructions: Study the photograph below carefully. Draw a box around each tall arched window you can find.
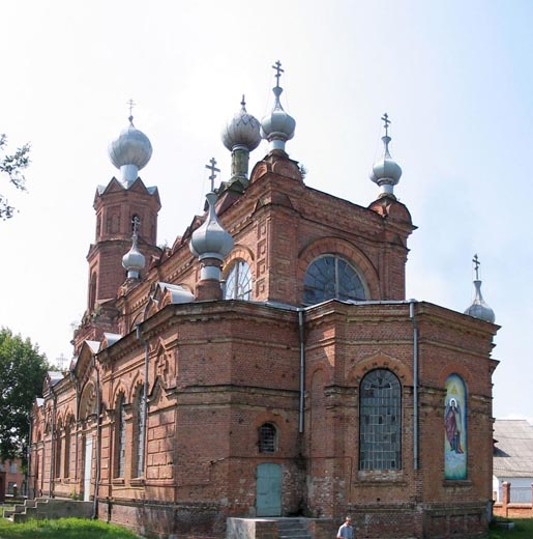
[303,255,366,305]
[114,394,126,478]
[54,421,62,479]
[224,260,252,300]
[63,420,72,478]
[359,369,401,471]
[133,387,145,478]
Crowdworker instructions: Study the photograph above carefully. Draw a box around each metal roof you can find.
[493,419,533,478]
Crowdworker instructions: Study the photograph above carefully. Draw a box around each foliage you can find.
[0,328,49,463]
[0,516,139,538]
[0,134,31,220]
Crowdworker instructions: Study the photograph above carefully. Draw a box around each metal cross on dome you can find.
[131,215,141,237]
[127,98,136,123]
[272,60,284,87]
[381,113,391,137]
[473,253,480,280]
[205,157,220,192]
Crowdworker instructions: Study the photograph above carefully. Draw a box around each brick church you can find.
[30,63,499,538]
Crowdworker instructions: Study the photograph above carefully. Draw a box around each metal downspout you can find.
[92,359,101,519]
[49,385,56,498]
[409,300,419,470]
[27,412,32,499]
[298,309,305,433]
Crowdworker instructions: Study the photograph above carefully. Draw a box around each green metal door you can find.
[256,463,282,516]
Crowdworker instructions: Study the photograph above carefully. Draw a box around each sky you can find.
[0,0,531,421]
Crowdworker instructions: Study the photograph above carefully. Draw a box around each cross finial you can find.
[205,157,220,192]
[472,253,480,280]
[127,98,136,124]
[272,60,284,88]
[381,113,391,137]
[131,215,141,237]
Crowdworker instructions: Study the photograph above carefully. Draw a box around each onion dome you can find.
[370,113,402,198]
[122,228,145,280]
[108,112,153,187]
[261,61,296,152]
[222,96,261,152]
[464,255,495,323]
[190,192,234,263]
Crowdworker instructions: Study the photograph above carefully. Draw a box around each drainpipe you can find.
[92,358,101,519]
[409,300,419,470]
[27,411,32,499]
[298,309,306,434]
[49,383,57,498]
[69,369,79,485]
[136,324,149,475]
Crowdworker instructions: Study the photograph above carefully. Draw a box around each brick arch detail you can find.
[112,383,128,407]
[129,373,145,402]
[223,246,255,279]
[348,352,412,387]
[79,379,97,420]
[298,237,380,299]
[436,365,473,389]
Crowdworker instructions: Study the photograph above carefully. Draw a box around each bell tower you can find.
[76,110,161,348]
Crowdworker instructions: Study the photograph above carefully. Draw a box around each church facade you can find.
[29,65,499,539]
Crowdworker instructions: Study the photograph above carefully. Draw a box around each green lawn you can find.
[489,519,533,539]
[0,517,139,538]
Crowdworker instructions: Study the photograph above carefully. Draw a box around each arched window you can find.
[133,387,145,478]
[224,260,252,300]
[89,273,97,312]
[114,394,126,478]
[258,423,277,453]
[63,420,72,478]
[359,369,401,471]
[303,255,366,305]
[54,422,62,479]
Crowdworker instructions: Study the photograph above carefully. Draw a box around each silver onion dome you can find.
[108,115,153,186]
[222,96,261,152]
[190,191,234,263]
[464,255,495,323]
[122,230,145,280]
[370,114,402,197]
[261,61,296,152]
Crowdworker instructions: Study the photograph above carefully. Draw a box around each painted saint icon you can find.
[444,374,467,480]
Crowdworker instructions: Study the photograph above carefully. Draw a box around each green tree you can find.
[0,134,31,220]
[0,328,49,463]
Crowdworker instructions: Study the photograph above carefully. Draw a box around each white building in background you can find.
[493,419,533,503]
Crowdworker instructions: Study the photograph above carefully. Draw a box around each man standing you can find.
[337,516,355,539]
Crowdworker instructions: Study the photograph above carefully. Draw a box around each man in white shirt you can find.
[337,516,355,539]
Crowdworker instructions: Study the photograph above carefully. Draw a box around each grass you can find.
[489,518,533,539]
[0,517,140,538]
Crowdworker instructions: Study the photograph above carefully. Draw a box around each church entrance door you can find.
[83,436,93,502]
[256,463,282,516]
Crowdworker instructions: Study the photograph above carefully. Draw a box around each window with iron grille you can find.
[359,369,402,471]
[258,423,277,453]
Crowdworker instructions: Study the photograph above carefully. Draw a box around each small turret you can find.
[189,159,234,300]
[464,254,495,323]
[122,216,145,280]
[108,100,153,187]
[370,113,402,198]
[260,61,296,153]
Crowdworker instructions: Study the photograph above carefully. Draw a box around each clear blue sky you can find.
[0,0,531,420]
